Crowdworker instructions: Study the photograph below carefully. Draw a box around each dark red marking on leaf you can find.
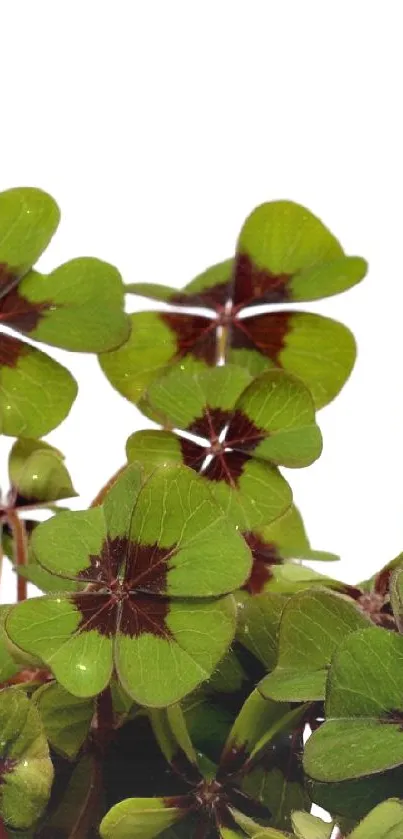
[203,450,250,486]
[0,284,51,333]
[242,532,282,595]
[73,592,118,638]
[171,280,233,311]
[226,409,266,452]
[179,437,206,471]
[233,252,291,309]
[160,312,217,365]
[0,757,17,784]
[0,333,28,368]
[230,311,292,362]
[125,542,174,594]
[78,537,125,585]
[74,537,176,639]
[187,407,231,442]
[119,595,173,639]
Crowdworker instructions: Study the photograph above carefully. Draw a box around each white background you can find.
[1,2,402,603]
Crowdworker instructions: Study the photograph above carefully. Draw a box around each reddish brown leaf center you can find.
[180,407,265,486]
[74,537,175,639]
[233,252,291,308]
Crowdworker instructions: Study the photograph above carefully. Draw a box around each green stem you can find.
[7,510,28,602]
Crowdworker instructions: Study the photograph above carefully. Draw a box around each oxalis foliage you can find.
[0,188,400,839]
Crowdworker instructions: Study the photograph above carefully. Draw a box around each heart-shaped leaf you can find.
[99,311,182,405]
[259,589,369,702]
[228,311,356,410]
[6,463,251,706]
[0,690,53,829]
[0,336,77,437]
[304,627,403,781]
[17,258,129,352]
[8,438,77,504]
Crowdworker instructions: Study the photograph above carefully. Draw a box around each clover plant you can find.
[1,187,400,838]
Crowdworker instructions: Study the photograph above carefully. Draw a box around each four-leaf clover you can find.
[6,462,252,706]
[100,200,367,409]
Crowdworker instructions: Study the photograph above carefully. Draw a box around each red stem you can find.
[95,686,115,749]
[7,510,29,602]
[0,816,9,838]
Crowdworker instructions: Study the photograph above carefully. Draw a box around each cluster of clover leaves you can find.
[1,188,403,839]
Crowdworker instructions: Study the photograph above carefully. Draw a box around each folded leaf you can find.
[8,438,76,504]
[99,797,190,839]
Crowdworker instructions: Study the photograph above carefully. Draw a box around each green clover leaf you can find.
[259,589,370,702]
[304,627,403,782]
[103,200,366,408]
[0,186,129,437]
[6,463,251,706]
[126,363,321,528]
